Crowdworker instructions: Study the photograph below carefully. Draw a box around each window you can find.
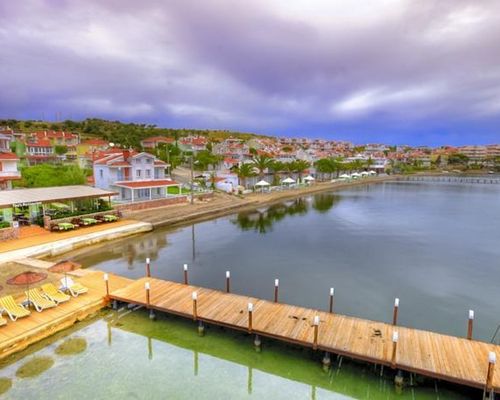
[99,169,103,178]
[136,169,141,178]
[146,169,151,178]
[146,158,152,164]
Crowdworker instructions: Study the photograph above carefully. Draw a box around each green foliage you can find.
[16,164,86,188]
[194,150,222,171]
[251,154,273,178]
[448,153,469,165]
[0,221,11,229]
[233,163,257,187]
[54,145,68,155]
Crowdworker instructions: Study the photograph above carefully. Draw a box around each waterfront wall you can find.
[115,196,188,213]
[0,221,153,263]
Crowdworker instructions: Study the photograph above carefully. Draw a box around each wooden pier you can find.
[110,277,500,394]
[400,175,500,185]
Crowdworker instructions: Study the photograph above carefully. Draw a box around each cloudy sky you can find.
[1,0,500,145]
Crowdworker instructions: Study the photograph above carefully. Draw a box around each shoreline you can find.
[129,174,399,230]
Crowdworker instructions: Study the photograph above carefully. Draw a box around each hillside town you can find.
[1,125,500,194]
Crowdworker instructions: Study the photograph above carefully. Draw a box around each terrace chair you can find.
[60,277,88,297]
[25,289,57,312]
[0,295,31,321]
[0,314,7,327]
[41,283,71,304]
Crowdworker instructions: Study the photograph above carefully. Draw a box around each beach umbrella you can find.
[7,271,48,307]
[303,175,315,181]
[255,180,270,193]
[282,177,295,184]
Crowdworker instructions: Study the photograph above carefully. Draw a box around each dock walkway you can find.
[110,277,500,393]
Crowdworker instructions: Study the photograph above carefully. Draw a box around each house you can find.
[178,136,207,153]
[140,136,174,150]
[0,131,13,152]
[25,138,57,165]
[93,150,180,202]
[76,139,111,169]
[0,152,21,190]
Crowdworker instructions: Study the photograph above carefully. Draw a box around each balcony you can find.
[0,171,21,178]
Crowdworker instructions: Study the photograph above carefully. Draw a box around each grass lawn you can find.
[167,186,182,194]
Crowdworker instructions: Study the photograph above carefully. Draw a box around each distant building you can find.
[140,136,175,150]
[93,150,179,202]
[25,138,57,165]
[0,152,21,190]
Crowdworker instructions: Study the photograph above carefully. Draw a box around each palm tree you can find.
[234,163,256,188]
[270,160,286,185]
[292,160,310,182]
[251,154,273,179]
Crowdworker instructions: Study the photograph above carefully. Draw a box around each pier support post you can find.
[392,298,399,326]
[145,281,155,320]
[394,370,404,394]
[391,331,399,368]
[197,320,205,336]
[485,352,496,395]
[329,288,334,313]
[322,352,331,371]
[313,315,320,350]
[254,334,261,352]
[146,257,151,278]
[184,264,189,285]
[467,309,474,340]
[192,291,198,321]
[274,279,279,303]
[248,303,253,333]
[226,271,231,293]
[103,273,109,299]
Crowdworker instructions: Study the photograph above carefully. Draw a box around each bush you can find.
[0,221,11,229]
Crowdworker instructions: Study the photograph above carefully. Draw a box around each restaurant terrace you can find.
[0,185,117,228]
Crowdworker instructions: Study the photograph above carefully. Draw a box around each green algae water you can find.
[0,310,476,399]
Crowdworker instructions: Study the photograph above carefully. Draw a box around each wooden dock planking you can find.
[0,271,131,359]
[110,276,500,392]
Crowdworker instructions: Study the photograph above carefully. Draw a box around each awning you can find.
[0,185,117,208]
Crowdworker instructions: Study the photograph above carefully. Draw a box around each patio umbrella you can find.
[282,177,295,184]
[339,174,350,179]
[360,171,369,176]
[7,271,48,307]
[303,175,315,182]
[351,173,361,178]
[369,170,377,175]
[255,180,270,193]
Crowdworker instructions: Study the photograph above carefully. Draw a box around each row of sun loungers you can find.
[0,278,89,325]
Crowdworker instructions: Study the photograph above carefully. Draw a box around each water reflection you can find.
[232,194,338,234]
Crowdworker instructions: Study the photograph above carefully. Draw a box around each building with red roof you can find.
[93,150,179,202]
[140,136,174,149]
[0,152,21,190]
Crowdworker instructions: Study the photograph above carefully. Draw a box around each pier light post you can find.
[146,257,151,278]
[183,264,189,285]
[467,309,474,340]
[313,315,320,350]
[392,298,399,326]
[248,302,253,333]
[391,331,399,368]
[329,288,335,313]
[192,291,198,321]
[145,281,151,308]
[486,351,496,393]
[274,279,279,303]
[226,271,231,293]
[104,273,109,297]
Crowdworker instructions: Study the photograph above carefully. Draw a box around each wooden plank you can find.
[109,276,500,393]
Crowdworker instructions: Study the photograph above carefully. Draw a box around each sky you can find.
[1,0,500,146]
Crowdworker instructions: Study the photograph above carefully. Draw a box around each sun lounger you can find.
[0,315,7,327]
[41,283,71,304]
[60,277,88,297]
[25,289,57,312]
[0,295,31,321]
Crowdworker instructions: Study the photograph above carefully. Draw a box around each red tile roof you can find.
[113,179,179,189]
[0,152,19,160]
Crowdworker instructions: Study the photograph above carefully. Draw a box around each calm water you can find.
[0,311,474,399]
[11,180,497,399]
[73,181,500,340]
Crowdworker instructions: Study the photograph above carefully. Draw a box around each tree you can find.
[270,161,285,185]
[251,154,273,179]
[292,160,310,181]
[15,165,86,188]
[233,163,256,188]
[54,145,68,155]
